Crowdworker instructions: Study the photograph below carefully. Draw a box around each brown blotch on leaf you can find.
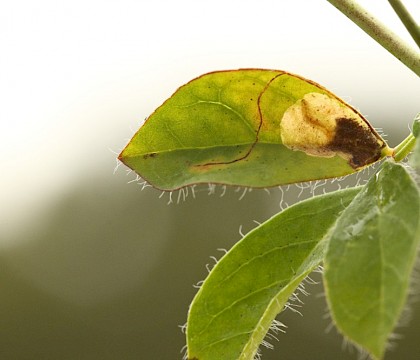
[327,117,384,169]
[143,152,158,159]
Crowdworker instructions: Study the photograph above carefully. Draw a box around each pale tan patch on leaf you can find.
[280,93,385,168]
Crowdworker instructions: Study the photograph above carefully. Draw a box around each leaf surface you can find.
[119,69,389,190]
[324,161,420,359]
[186,187,360,360]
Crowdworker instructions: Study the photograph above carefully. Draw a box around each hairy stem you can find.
[393,133,416,162]
[412,112,420,137]
[326,0,420,76]
[388,0,420,48]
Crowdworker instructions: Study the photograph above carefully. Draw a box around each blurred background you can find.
[1,0,420,359]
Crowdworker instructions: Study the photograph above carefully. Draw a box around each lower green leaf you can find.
[324,161,420,359]
[186,187,360,360]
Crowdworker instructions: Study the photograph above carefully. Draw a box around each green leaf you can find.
[186,187,360,360]
[119,69,390,190]
[324,161,420,359]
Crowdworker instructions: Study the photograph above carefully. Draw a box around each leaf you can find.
[119,69,390,190]
[186,187,360,360]
[324,161,420,359]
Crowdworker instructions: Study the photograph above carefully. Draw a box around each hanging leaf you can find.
[119,69,391,190]
[186,187,360,360]
[324,161,420,359]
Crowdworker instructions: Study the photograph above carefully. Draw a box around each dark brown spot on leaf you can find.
[327,117,384,168]
[143,152,158,159]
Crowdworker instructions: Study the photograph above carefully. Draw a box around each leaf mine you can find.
[280,93,387,169]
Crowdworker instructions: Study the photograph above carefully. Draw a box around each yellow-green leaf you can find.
[119,69,390,190]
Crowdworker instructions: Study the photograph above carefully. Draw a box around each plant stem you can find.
[388,0,420,48]
[412,112,420,137]
[393,132,416,162]
[326,0,420,76]
[391,114,419,162]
